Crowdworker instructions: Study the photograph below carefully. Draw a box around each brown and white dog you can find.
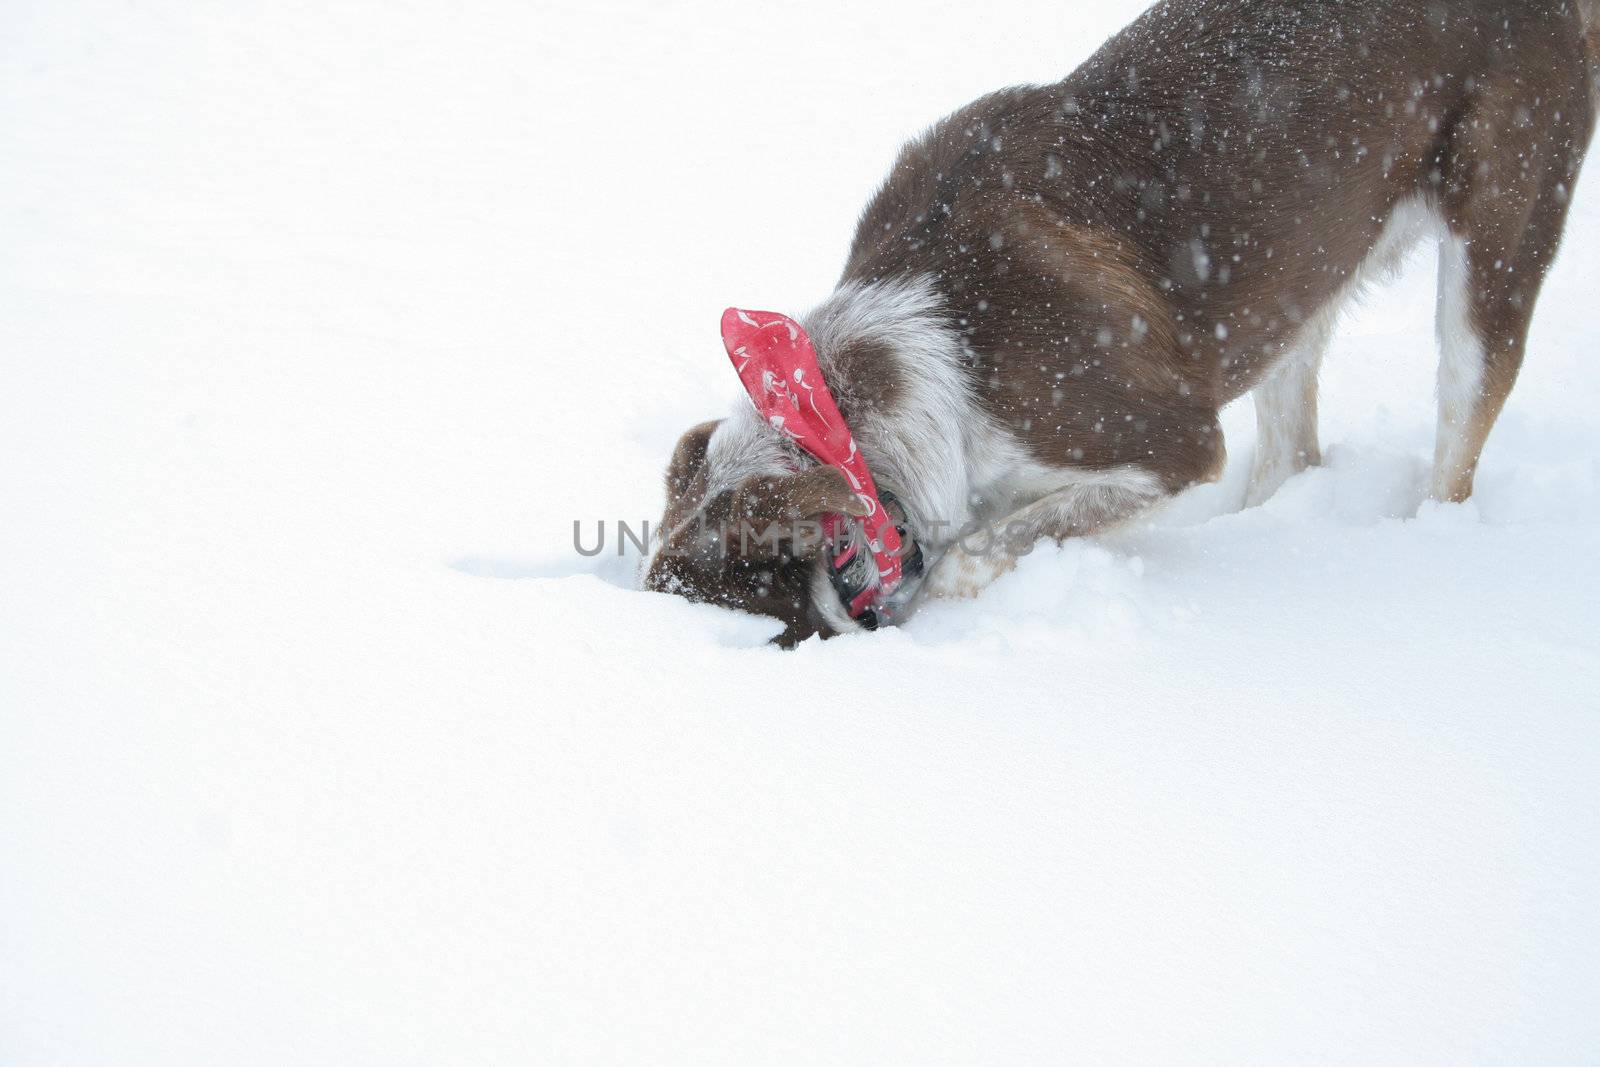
[646,0,1600,646]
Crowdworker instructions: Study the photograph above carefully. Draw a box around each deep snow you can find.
[3,1,1599,1063]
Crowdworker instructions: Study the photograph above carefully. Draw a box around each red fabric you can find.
[720,307,905,616]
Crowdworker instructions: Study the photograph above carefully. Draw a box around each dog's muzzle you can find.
[825,490,924,630]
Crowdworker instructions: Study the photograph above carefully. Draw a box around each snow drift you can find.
[3,0,1598,1062]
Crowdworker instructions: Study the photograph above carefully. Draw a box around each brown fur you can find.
[1585,0,1600,90]
[826,337,905,422]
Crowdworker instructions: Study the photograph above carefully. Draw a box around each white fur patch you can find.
[801,274,989,537]
[808,561,866,636]
[703,407,793,494]
[1248,336,1327,507]
[1433,230,1487,498]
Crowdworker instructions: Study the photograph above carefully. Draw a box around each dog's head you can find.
[642,418,867,647]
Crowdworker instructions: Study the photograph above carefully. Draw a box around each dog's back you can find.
[846,0,1595,502]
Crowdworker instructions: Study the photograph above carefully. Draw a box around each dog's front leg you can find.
[921,467,1171,600]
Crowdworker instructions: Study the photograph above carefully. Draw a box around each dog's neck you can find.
[704,274,988,548]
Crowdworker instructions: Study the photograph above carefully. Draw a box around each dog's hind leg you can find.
[1430,77,1591,502]
[1431,230,1502,504]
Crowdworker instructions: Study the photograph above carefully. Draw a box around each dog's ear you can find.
[690,466,865,559]
[665,420,720,493]
[728,466,866,526]
[659,419,721,527]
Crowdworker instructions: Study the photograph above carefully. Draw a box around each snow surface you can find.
[3,1,1599,1062]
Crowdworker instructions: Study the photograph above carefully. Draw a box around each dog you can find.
[645,0,1599,646]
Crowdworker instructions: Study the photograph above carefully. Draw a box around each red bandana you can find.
[720,307,906,619]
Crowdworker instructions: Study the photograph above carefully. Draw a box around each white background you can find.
[3,1,1598,1062]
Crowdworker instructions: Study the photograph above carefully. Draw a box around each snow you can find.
[3,0,1599,1062]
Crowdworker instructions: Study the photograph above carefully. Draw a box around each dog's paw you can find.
[921,544,1017,600]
